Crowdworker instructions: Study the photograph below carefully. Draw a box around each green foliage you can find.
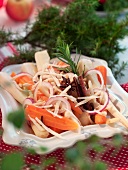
[41,158,56,169]
[1,152,24,170]
[0,0,128,78]
[0,128,3,136]
[7,107,25,129]
[65,143,91,170]
[54,37,79,74]
[93,161,107,170]
[113,61,128,79]
[0,29,12,47]
[112,133,123,147]
[104,0,128,12]
[6,48,36,66]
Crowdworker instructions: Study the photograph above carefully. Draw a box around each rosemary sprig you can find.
[57,66,72,73]
[54,38,78,74]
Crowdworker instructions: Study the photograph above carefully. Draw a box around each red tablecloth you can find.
[1,109,128,170]
[0,44,128,170]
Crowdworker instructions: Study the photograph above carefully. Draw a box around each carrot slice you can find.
[43,116,78,130]
[11,73,33,87]
[57,61,69,67]
[50,127,64,134]
[47,65,58,72]
[95,114,107,124]
[10,72,16,77]
[95,65,107,85]
[19,76,33,84]
[25,105,48,120]
[37,94,48,102]
[69,100,83,115]
[14,75,33,90]
[25,105,78,130]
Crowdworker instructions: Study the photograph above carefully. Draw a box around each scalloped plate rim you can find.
[1,56,128,154]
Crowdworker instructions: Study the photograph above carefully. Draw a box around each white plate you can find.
[0,56,128,154]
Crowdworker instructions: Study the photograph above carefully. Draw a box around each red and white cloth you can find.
[0,43,18,71]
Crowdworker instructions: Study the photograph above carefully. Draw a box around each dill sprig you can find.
[54,38,78,74]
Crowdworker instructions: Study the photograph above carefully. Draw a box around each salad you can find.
[0,44,128,139]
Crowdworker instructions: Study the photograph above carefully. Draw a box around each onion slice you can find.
[23,98,34,108]
[12,72,33,80]
[41,81,54,97]
[83,89,109,115]
[33,81,53,102]
[46,96,71,112]
[85,69,104,89]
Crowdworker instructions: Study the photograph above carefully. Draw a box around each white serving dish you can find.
[0,55,128,154]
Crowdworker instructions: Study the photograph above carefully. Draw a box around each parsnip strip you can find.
[35,117,65,139]
[106,118,120,124]
[107,101,128,128]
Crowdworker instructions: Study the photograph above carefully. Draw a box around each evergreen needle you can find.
[54,38,78,75]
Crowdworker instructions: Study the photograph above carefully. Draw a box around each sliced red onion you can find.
[83,89,109,115]
[23,97,35,108]
[85,69,104,89]
[45,96,71,112]
[42,81,53,96]
[33,81,53,102]
[12,72,33,80]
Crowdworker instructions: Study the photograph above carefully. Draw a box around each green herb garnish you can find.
[54,38,78,75]
[57,66,72,73]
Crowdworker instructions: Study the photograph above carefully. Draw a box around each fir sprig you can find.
[0,0,128,79]
[104,0,128,12]
[54,38,78,74]
[4,48,36,67]
[0,28,12,46]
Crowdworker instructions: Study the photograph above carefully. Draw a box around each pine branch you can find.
[0,28,13,46]
[0,0,128,79]
[104,0,128,12]
[54,38,78,74]
[3,48,36,68]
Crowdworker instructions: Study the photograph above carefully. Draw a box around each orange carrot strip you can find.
[25,105,49,120]
[57,61,69,67]
[18,78,26,84]
[43,116,78,130]
[14,75,33,90]
[73,111,81,118]
[25,105,78,130]
[95,65,107,85]
[69,100,83,115]
[50,127,63,134]
[95,114,107,124]
[11,73,33,89]
[20,76,33,84]
[10,72,16,77]
[37,94,48,102]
